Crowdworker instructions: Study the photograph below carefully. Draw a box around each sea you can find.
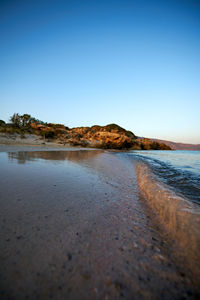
[126,150,200,205]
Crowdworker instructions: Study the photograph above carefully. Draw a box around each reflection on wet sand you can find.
[8,150,104,164]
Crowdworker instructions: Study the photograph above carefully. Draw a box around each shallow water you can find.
[127,150,200,205]
[0,149,199,299]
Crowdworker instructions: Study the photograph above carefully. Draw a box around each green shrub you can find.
[125,130,136,139]
[0,120,6,127]
[105,124,126,132]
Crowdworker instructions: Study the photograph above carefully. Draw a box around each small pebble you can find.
[67,253,72,261]
[82,272,91,280]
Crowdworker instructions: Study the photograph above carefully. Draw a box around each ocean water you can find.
[127,150,200,205]
[123,150,200,270]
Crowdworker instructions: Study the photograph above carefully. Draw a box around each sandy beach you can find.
[0,146,199,299]
[0,133,73,148]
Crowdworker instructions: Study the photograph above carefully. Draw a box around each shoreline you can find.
[0,148,199,299]
[0,143,91,152]
[136,161,200,279]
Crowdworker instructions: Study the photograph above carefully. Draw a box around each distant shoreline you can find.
[150,137,200,151]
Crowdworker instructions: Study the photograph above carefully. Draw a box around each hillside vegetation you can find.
[0,113,171,150]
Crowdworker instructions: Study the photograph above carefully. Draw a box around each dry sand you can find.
[0,133,72,148]
[0,133,91,153]
[0,146,199,299]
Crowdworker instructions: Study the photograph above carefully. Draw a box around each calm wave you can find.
[128,150,200,205]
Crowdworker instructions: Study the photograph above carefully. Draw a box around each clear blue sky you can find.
[0,0,200,143]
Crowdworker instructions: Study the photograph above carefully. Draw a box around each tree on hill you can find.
[10,113,21,128]
[21,114,31,127]
[10,113,34,128]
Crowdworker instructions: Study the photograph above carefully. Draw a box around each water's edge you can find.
[136,161,200,278]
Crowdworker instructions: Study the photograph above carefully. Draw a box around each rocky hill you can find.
[0,114,171,150]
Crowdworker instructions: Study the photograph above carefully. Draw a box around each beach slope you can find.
[0,148,199,299]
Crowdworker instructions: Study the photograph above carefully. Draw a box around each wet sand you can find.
[0,148,199,299]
